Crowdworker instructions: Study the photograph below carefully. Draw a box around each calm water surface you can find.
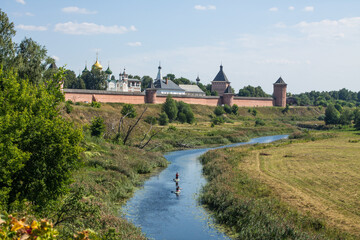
[122,135,288,240]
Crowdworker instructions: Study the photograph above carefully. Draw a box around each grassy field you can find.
[245,130,360,236]
[200,130,360,239]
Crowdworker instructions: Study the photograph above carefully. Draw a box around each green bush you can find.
[162,95,177,122]
[158,112,169,126]
[214,106,225,116]
[211,116,225,125]
[65,101,73,114]
[231,104,239,115]
[223,104,232,114]
[144,116,157,125]
[121,104,137,118]
[255,118,265,126]
[91,101,101,108]
[90,116,105,137]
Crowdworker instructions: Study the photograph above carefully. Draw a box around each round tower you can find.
[273,77,287,107]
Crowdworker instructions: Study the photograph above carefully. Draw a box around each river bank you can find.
[200,130,359,239]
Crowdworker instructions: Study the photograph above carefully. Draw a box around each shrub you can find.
[211,116,225,125]
[65,101,73,114]
[176,101,195,124]
[168,125,177,131]
[231,104,239,115]
[178,112,187,123]
[90,116,105,137]
[324,104,340,125]
[91,101,101,108]
[144,116,157,125]
[121,104,137,118]
[255,118,265,126]
[158,112,169,126]
[214,106,225,116]
[223,104,232,114]
[282,104,290,114]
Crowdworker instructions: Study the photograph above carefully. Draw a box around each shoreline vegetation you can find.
[200,130,360,239]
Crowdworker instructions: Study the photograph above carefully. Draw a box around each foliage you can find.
[121,104,137,118]
[238,85,270,97]
[255,118,265,126]
[144,116,157,125]
[353,108,360,130]
[223,104,232,114]
[339,109,353,125]
[81,68,107,90]
[172,77,191,85]
[63,70,85,89]
[211,116,225,125]
[91,101,101,108]
[0,10,16,69]
[214,106,225,116]
[282,104,290,114]
[0,214,59,240]
[158,112,169,126]
[162,95,178,122]
[176,101,195,124]
[90,116,105,137]
[324,104,340,125]
[65,101,73,114]
[141,75,153,91]
[0,67,83,208]
[231,104,238,115]
[248,108,257,116]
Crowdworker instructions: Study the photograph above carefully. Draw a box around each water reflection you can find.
[122,135,288,240]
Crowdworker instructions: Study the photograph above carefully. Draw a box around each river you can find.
[122,135,288,240]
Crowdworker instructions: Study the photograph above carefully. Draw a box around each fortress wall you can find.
[92,94,145,104]
[65,93,93,103]
[156,95,221,106]
[233,97,274,107]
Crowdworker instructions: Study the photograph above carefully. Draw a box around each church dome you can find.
[93,60,103,70]
[105,66,112,74]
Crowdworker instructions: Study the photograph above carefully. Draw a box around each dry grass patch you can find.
[241,131,360,237]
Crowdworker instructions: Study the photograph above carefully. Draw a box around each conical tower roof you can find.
[213,65,229,82]
[274,76,286,84]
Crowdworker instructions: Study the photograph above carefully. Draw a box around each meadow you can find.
[200,130,360,239]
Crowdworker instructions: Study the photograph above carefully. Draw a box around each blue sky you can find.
[2,0,360,94]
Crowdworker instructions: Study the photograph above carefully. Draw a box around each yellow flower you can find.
[30,220,38,230]
[11,218,25,232]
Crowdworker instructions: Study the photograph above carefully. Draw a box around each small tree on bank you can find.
[162,95,178,122]
[324,104,340,125]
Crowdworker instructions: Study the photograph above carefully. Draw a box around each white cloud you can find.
[25,12,34,16]
[269,7,278,12]
[275,22,287,28]
[288,6,295,11]
[15,0,25,5]
[127,42,142,47]
[295,17,360,40]
[54,22,137,35]
[194,5,216,11]
[52,55,60,61]
[304,6,314,12]
[62,6,97,15]
[16,24,47,31]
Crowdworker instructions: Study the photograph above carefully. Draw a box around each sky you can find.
[2,0,360,94]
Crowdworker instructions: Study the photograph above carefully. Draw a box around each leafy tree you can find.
[339,109,353,125]
[334,103,343,113]
[121,104,137,118]
[0,67,83,208]
[238,85,270,97]
[178,112,187,123]
[165,73,175,81]
[158,112,169,126]
[16,37,51,85]
[353,108,360,130]
[141,75,153,91]
[324,104,340,125]
[231,104,239,115]
[173,77,191,85]
[81,67,106,90]
[214,106,225,116]
[0,9,16,69]
[90,116,105,137]
[255,118,265,126]
[63,70,85,89]
[162,95,178,122]
[176,101,195,124]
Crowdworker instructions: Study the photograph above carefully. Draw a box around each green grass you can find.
[199,130,358,239]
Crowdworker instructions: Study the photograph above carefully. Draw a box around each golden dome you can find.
[93,60,103,70]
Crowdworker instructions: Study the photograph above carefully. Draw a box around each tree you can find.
[165,73,175,81]
[16,37,51,85]
[141,75,153,91]
[63,70,85,89]
[353,108,360,130]
[238,85,270,97]
[121,104,137,118]
[224,104,232,114]
[173,77,191,85]
[0,9,16,69]
[177,101,195,124]
[0,67,83,208]
[324,104,340,125]
[339,109,353,126]
[158,112,169,126]
[81,67,106,90]
[90,116,105,137]
[162,95,178,122]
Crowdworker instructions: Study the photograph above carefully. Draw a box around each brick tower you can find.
[273,77,287,107]
[211,65,230,96]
